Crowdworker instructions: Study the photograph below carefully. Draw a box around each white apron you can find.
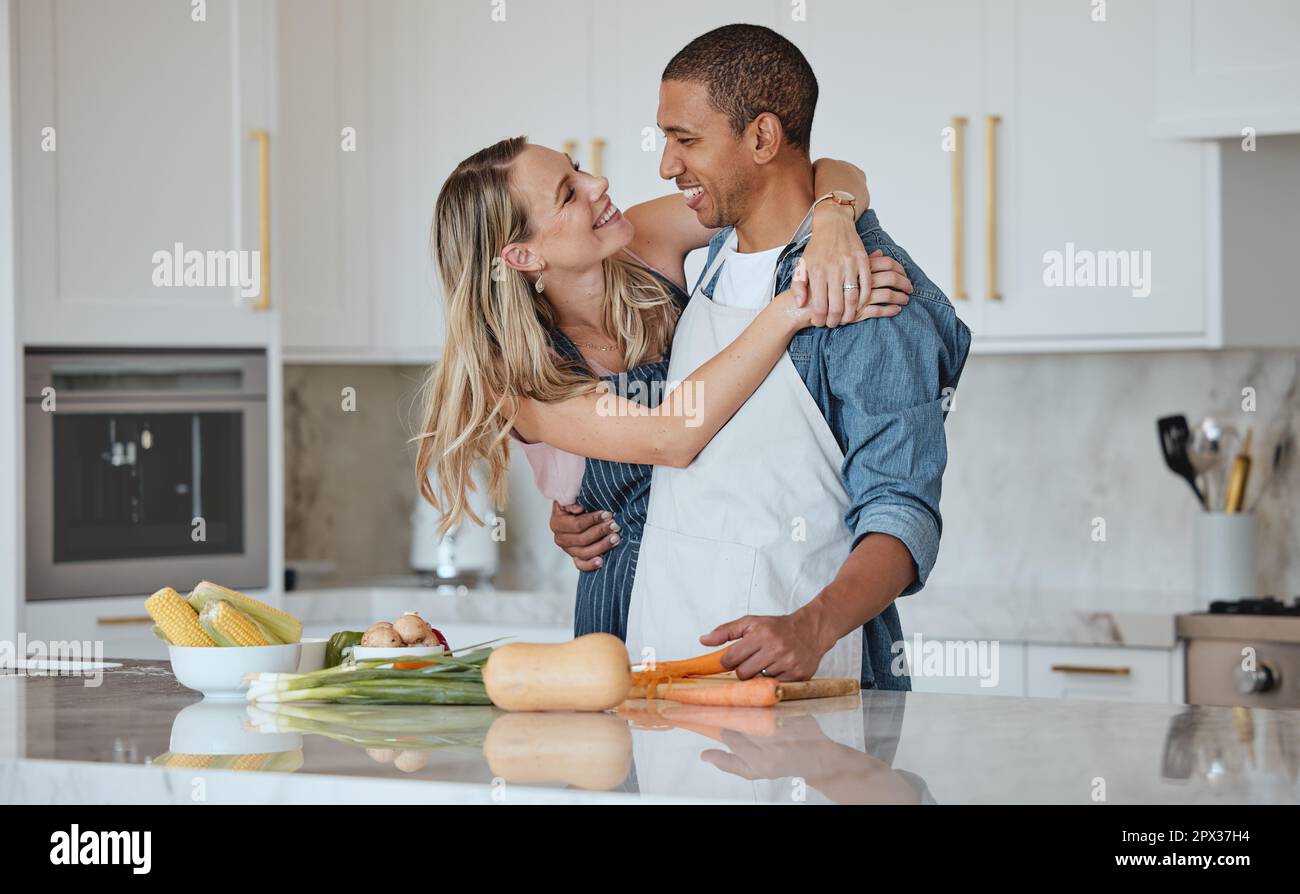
[626,207,862,682]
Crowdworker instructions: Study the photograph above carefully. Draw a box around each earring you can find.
[534,271,545,294]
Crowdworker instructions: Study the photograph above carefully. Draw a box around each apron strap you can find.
[694,203,821,303]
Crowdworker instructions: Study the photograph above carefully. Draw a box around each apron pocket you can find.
[627,523,756,668]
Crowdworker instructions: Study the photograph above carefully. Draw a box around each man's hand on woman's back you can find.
[550,501,620,571]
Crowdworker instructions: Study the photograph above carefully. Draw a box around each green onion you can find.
[244,644,496,705]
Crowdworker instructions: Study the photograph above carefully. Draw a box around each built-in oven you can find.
[25,349,269,600]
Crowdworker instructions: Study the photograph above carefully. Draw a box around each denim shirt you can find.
[695,209,972,687]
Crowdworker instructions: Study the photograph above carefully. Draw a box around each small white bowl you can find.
[352,643,446,661]
[295,637,328,673]
[169,643,302,699]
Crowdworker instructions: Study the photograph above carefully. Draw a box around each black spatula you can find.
[1158,414,1208,510]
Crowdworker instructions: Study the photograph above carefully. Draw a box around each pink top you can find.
[512,355,616,506]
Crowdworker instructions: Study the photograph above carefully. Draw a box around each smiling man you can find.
[619,23,972,688]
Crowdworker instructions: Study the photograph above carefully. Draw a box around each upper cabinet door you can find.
[373,0,595,361]
[17,0,274,347]
[1155,0,1300,138]
[978,0,1208,344]
[278,0,374,359]
[776,0,986,336]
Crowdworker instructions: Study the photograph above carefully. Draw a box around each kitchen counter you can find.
[286,581,1188,649]
[2,660,1297,804]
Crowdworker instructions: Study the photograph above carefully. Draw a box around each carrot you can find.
[657,677,779,707]
[640,647,729,678]
[391,661,435,670]
[661,704,780,737]
[630,647,731,696]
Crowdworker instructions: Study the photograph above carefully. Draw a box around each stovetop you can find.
[1207,597,1300,617]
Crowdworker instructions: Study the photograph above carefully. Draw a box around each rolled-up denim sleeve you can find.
[826,307,956,596]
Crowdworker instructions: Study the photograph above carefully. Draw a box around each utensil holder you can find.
[1194,512,1257,601]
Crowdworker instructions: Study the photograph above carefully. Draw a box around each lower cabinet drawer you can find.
[25,597,168,660]
[902,640,1027,697]
[1026,644,1175,703]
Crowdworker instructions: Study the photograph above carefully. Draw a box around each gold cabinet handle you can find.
[1050,664,1132,676]
[950,116,968,300]
[248,129,271,311]
[562,139,579,163]
[589,138,606,178]
[984,115,1002,301]
[96,615,154,626]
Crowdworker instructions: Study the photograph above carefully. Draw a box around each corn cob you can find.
[152,752,215,769]
[217,752,270,771]
[145,587,215,647]
[188,581,301,644]
[199,599,271,647]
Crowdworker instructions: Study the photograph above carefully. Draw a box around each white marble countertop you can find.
[2,659,1297,804]
[896,585,1190,649]
[287,581,1188,649]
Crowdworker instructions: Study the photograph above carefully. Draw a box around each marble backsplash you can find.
[283,349,1299,606]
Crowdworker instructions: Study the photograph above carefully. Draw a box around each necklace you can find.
[561,329,619,352]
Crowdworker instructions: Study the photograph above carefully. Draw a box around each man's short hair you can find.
[662,23,818,152]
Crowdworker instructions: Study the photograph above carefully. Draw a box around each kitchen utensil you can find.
[1189,417,1240,510]
[1249,430,1294,510]
[1224,428,1254,513]
[1157,415,1208,509]
[168,642,301,699]
[626,674,860,702]
[1194,512,1257,601]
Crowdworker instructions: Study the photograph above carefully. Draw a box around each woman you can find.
[416,136,911,639]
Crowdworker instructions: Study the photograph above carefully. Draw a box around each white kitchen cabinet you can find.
[279,0,600,362]
[277,0,374,358]
[905,641,1027,697]
[1026,644,1182,704]
[277,0,1298,357]
[1154,0,1300,139]
[15,0,275,347]
[978,0,1210,347]
[779,1,986,325]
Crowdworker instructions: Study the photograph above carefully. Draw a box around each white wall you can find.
[1,0,21,649]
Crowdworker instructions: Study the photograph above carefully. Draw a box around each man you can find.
[554,24,970,689]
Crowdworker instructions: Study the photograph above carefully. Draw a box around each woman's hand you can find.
[794,209,913,327]
[770,278,903,332]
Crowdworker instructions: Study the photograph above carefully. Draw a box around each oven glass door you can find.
[52,411,245,562]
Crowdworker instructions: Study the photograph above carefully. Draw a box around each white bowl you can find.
[169,643,301,699]
[295,637,328,673]
[352,643,446,661]
[168,700,302,755]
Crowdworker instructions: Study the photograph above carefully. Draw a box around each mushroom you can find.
[393,750,429,773]
[360,622,403,648]
[422,627,450,652]
[392,612,434,646]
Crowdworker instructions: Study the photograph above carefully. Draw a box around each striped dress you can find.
[550,272,688,640]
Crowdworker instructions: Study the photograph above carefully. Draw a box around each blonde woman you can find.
[416,136,912,639]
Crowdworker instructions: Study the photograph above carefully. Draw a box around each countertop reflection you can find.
[1,660,1297,804]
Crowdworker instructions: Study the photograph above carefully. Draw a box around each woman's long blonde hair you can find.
[415,136,679,534]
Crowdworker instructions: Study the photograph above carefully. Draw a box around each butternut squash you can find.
[483,633,631,712]
[483,712,632,790]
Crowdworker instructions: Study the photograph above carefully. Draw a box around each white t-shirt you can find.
[710,243,785,309]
